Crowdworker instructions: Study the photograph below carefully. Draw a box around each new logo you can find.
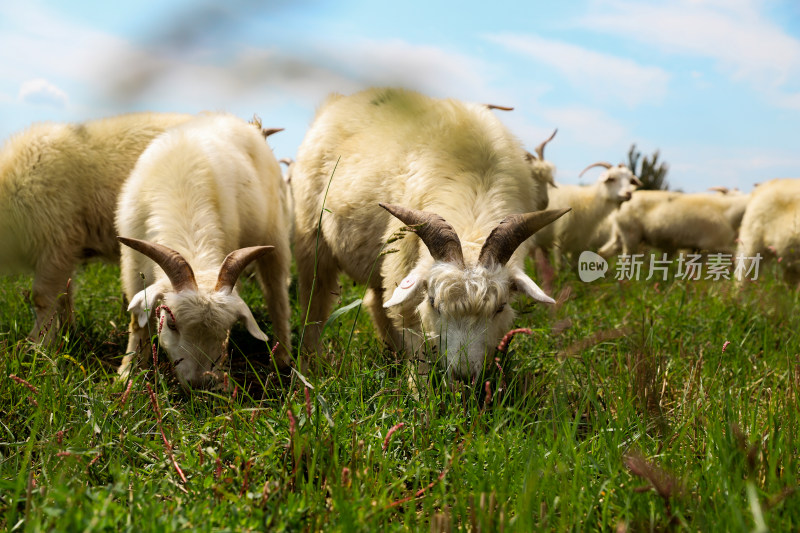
[578,251,608,282]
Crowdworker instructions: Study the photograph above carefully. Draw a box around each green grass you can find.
[2,257,800,531]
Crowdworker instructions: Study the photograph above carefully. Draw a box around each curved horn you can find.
[708,186,729,194]
[117,236,198,293]
[478,208,572,267]
[248,115,284,139]
[379,203,464,267]
[214,246,274,294]
[484,103,514,111]
[579,161,613,177]
[534,129,558,161]
[279,157,293,167]
[262,127,284,138]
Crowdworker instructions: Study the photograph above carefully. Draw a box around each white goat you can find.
[292,87,568,380]
[278,158,296,242]
[525,129,559,211]
[585,180,747,254]
[599,189,750,257]
[116,113,292,389]
[587,214,616,252]
[0,112,193,343]
[535,162,641,264]
[737,178,800,285]
[279,157,295,183]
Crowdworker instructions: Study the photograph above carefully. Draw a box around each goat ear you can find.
[235,300,269,342]
[510,269,555,304]
[127,289,163,328]
[384,270,425,308]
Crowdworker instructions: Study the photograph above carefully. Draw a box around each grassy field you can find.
[1,256,799,531]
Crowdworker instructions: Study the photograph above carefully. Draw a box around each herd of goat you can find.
[0,87,797,390]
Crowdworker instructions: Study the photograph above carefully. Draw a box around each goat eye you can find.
[428,296,438,312]
[496,303,506,315]
[167,322,178,332]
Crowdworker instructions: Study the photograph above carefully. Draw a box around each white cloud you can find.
[773,91,800,110]
[580,0,800,109]
[96,37,500,110]
[18,78,68,108]
[662,142,800,192]
[497,113,560,151]
[484,33,670,107]
[326,38,494,100]
[523,105,632,182]
[542,106,628,149]
[0,4,128,82]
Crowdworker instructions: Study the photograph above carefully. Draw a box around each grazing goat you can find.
[737,178,800,285]
[535,162,641,265]
[599,189,749,257]
[116,112,292,389]
[0,112,192,342]
[292,87,568,380]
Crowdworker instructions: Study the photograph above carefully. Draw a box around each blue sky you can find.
[1,0,799,192]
